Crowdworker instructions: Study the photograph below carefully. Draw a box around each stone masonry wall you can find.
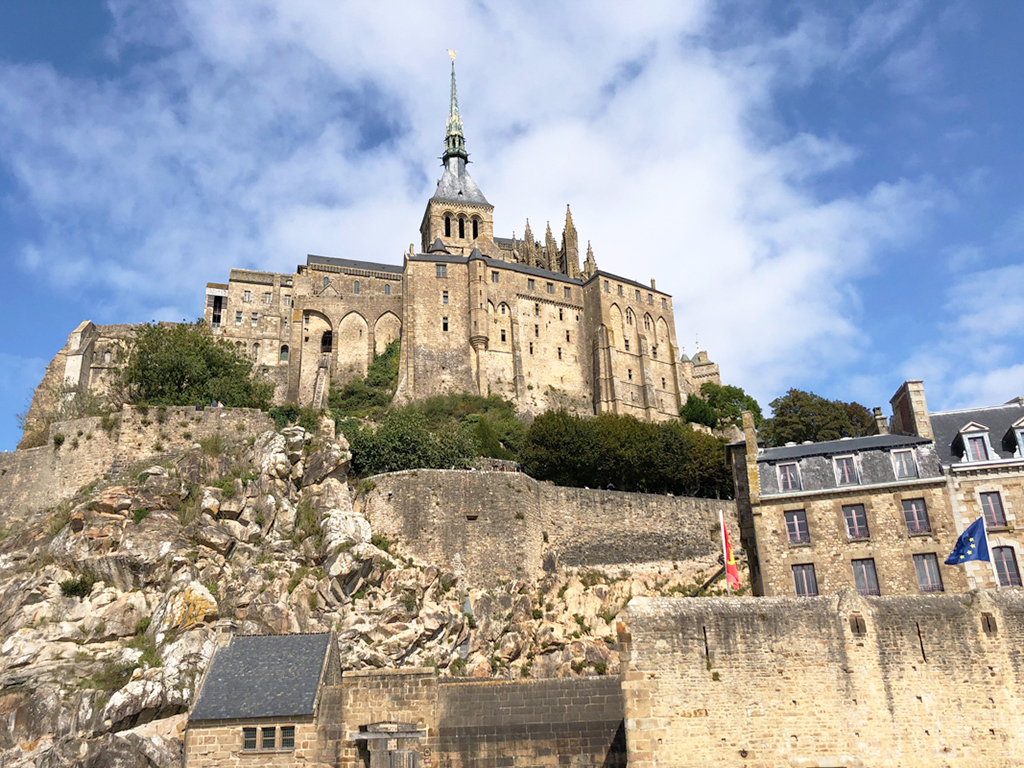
[357,470,738,586]
[329,668,625,768]
[184,718,318,767]
[621,591,1024,768]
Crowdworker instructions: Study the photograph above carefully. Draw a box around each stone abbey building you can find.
[201,62,719,420]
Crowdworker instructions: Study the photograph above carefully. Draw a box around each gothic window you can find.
[280,345,289,362]
[473,218,479,239]
[445,215,452,237]
[384,284,391,295]
[252,342,260,361]
[644,316,651,331]
[459,217,465,238]
[500,304,506,315]
[321,331,332,353]
[626,311,633,325]
[353,280,360,294]
[323,277,329,289]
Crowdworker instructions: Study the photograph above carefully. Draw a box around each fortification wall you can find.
[0,406,274,525]
[358,470,738,586]
[328,668,625,768]
[621,591,1024,768]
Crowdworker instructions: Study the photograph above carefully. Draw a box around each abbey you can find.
[201,61,719,420]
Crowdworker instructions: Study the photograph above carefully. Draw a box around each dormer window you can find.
[967,435,988,461]
[834,456,858,485]
[778,463,801,491]
[892,450,917,479]
[957,423,994,462]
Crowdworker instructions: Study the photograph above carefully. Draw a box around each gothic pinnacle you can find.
[443,50,468,162]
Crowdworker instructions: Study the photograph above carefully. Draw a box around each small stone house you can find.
[185,632,339,766]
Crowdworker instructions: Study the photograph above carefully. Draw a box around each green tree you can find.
[680,394,718,428]
[760,389,872,447]
[347,409,474,475]
[117,321,273,409]
[700,382,762,428]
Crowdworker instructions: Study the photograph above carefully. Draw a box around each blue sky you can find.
[2,0,1023,451]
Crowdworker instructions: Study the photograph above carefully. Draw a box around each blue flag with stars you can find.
[945,517,990,565]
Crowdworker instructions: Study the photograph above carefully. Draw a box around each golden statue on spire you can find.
[446,49,457,62]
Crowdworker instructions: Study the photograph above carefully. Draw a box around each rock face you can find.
[0,423,740,767]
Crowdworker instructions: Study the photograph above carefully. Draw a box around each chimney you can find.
[872,407,889,436]
[650,278,656,290]
[889,380,933,440]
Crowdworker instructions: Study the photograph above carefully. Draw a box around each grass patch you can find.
[198,434,226,457]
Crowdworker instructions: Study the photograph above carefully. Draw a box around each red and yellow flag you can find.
[723,523,740,590]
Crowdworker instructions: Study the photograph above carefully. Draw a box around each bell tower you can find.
[420,53,497,256]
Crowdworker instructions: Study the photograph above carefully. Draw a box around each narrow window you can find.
[103,350,111,363]
[442,317,449,332]
[644,316,651,331]
[967,434,989,461]
[500,304,506,315]
[994,546,1022,587]
[628,369,633,381]
[243,728,257,751]
[284,294,292,307]
[793,564,818,596]
[785,510,810,544]
[618,284,623,296]
[459,217,465,238]
[835,456,858,485]
[353,280,360,294]
[528,278,536,291]
[251,312,259,327]
[436,264,447,278]
[235,311,242,325]
[902,498,930,534]
[662,298,667,309]
[262,726,276,750]
[546,282,554,294]
[243,289,251,302]
[384,284,391,295]
[778,463,800,491]
[473,219,479,239]
[445,215,452,237]
[534,324,539,337]
[852,558,880,596]
[263,291,271,304]
[893,450,917,478]
[635,289,641,301]
[981,491,1007,526]
[648,293,653,305]
[604,280,610,292]
[323,277,329,288]
[529,342,533,354]
[252,342,260,361]
[557,347,562,360]
[280,345,289,362]
[321,331,332,353]
[304,314,310,326]
[566,330,570,342]
[280,726,295,750]
[913,553,944,593]
[443,290,449,305]
[534,303,539,316]
[491,271,499,283]
[624,339,630,351]
[626,312,633,325]
[843,504,869,540]
[559,308,563,321]
[661,377,666,388]
[564,286,571,299]
[652,345,658,358]
[501,329,506,342]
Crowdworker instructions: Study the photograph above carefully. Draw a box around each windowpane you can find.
[793,564,817,596]
[528,279,535,291]
[843,504,870,540]
[902,498,930,534]
[353,280,360,294]
[262,726,276,749]
[852,558,880,596]
[384,284,391,295]
[491,271,499,283]
[893,450,917,478]
[981,492,1007,526]
[564,286,571,299]
[442,290,448,305]
[280,726,295,750]
[785,510,809,544]
[442,317,449,332]
[546,282,554,294]
[243,728,257,750]
[436,264,447,278]
[778,463,800,491]
[913,553,943,593]
[835,456,858,485]
[967,435,989,461]
[994,546,1022,587]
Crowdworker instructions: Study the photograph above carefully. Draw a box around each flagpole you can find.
[719,509,731,596]
[979,511,998,590]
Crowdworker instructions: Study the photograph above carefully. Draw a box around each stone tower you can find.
[419,58,497,256]
[560,205,581,279]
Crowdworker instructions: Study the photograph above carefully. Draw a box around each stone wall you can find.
[184,718,318,767]
[357,469,738,586]
[329,668,625,768]
[621,591,1024,768]
[0,405,274,526]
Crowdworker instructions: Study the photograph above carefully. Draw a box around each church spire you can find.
[561,204,580,278]
[443,50,468,162]
[582,240,597,280]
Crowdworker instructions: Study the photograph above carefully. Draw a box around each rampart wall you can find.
[0,405,274,525]
[325,668,625,768]
[621,591,1024,768]
[357,469,738,585]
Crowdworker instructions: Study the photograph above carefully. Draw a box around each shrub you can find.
[198,434,225,457]
[52,432,65,450]
[132,508,150,525]
[60,572,96,598]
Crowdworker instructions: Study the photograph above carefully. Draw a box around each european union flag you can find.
[945,517,990,565]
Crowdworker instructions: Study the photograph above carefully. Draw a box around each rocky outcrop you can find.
[0,423,743,766]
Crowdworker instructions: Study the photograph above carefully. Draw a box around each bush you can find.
[52,432,65,450]
[60,572,96,598]
[329,339,400,419]
[132,508,150,525]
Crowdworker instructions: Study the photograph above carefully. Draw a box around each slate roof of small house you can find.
[306,255,404,274]
[930,402,1024,465]
[190,633,331,722]
[757,434,930,463]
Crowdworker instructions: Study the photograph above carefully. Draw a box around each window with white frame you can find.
[778,463,801,491]
[852,558,880,596]
[981,491,1007,527]
[966,434,989,461]
[235,311,242,325]
[843,503,870,540]
[785,510,809,544]
[793,564,817,596]
[892,449,917,479]
[913,553,943,593]
[994,546,1022,587]
[243,289,251,302]
[251,312,258,327]
[902,498,930,534]
[436,263,447,278]
[834,456,858,485]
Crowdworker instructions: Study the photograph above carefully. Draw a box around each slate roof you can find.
[408,253,584,285]
[431,157,490,206]
[306,255,403,274]
[757,434,931,463]
[930,402,1024,465]
[190,633,331,722]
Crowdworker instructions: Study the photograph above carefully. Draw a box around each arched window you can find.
[321,331,333,353]
[280,345,289,362]
[644,316,651,331]
[459,217,465,239]
[445,215,452,237]
[626,311,633,325]
[253,342,260,361]
[103,351,111,364]
[384,284,391,295]
[353,280,360,294]
[472,218,479,239]
[323,277,330,288]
